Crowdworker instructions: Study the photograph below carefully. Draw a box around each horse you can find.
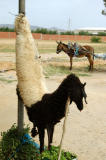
[56,41,94,71]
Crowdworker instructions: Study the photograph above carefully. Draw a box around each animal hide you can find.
[15,14,48,107]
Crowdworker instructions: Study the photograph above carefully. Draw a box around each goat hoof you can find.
[31,128,38,137]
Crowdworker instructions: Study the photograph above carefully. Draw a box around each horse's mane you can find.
[61,42,68,47]
[61,42,74,53]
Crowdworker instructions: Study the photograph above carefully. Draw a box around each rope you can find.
[58,97,70,160]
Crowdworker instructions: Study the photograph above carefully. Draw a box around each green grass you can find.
[0,48,15,52]
[44,64,90,77]
[44,64,70,77]
[0,40,106,54]
[0,77,16,83]
[92,43,106,53]
[0,43,15,53]
[94,63,106,72]
[38,48,56,54]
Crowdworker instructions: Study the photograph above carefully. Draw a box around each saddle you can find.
[72,43,89,56]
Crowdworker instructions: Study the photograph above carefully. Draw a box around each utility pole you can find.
[68,17,71,47]
[68,17,71,31]
[17,0,25,132]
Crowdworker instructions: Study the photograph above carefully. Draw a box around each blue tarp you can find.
[94,53,106,60]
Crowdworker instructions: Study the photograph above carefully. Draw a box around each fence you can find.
[0,32,106,42]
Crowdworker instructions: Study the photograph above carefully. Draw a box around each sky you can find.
[0,0,106,30]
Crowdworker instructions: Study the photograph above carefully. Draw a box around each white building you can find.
[75,27,106,35]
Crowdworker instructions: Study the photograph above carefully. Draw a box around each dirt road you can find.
[0,50,106,160]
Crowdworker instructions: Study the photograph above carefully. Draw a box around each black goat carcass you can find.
[17,73,87,153]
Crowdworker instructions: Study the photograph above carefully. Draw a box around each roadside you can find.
[0,51,106,160]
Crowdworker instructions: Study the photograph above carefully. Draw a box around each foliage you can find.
[0,78,16,83]
[40,146,77,160]
[0,27,58,34]
[60,31,75,35]
[78,31,92,36]
[0,27,14,32]
[0,26,106,37]
[44,64,70,77]
[44,64,90,77]
[32,28,58,34]
[98,32,106,36]
[103,0,106,6]
[0,124,77,160]
[0,124,38,160]
[91,36,101,43]
[102,0,106,15]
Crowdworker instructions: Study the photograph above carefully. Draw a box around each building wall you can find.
[0,32,106,42]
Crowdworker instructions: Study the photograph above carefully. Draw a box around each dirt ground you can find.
[0,52,106,160]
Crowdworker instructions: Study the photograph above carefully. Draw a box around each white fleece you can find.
[15,14,48,107]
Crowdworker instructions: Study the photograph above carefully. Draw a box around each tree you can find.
[102,0,106,15]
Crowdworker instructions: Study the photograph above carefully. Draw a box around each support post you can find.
[19,0,25,14]
[17,0,25,132]
[18,96,24,132]
[58,98,70,160]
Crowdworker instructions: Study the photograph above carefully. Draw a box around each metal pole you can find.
[18,96,24,132]
[17,0,25,132]
[19,0,25,14]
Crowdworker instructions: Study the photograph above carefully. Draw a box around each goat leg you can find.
[31,124,38,137]
[38,127,45,153]
[47,124,54,150]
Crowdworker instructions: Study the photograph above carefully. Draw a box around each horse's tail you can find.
[92,48,95,60]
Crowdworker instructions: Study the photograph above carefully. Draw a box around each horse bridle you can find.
[56,44,63,54]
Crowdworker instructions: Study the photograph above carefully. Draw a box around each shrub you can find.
[41,146,77,160]
[78,31,92,35]
[0,124,77,160]
[32,28,58,34]
[0,124,38,160]
[91,36,101,43]
[60,31,75,35]
[97,32,106,36]
[0,27,14,32]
